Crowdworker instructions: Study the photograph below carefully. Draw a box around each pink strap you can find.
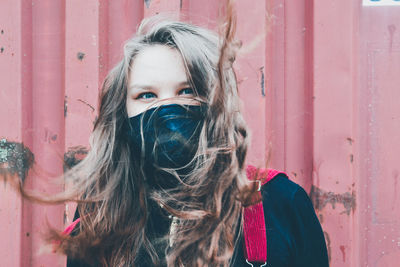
[243,165,287,264]
[52,218,81,252]
[62,218,80,235]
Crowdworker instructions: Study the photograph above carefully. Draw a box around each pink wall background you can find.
[0,0,399,266]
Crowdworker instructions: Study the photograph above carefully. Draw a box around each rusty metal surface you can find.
[0,1,399,266]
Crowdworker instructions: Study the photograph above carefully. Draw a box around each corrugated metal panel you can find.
[312,1,356,265]
[0,1,399,266]
[358,4,400,266]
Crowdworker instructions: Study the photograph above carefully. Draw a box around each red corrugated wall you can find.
[1,1,399,266]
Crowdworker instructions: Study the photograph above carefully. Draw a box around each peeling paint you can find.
[259,66,265,97]
[0,138,34,182]
[0,47,4,53]
[77,51,85,61]
[310,185,356,215]
[144,0,151,8]
[64,146,88,171]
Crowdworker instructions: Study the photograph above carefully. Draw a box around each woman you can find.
[11,11,328,267]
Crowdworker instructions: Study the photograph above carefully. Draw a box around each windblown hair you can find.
[5,5,257,267]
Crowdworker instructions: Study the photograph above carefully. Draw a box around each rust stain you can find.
[64,146,88,171]
[0,138,34,182]
[339,245,346,262]
[310,185,356,216]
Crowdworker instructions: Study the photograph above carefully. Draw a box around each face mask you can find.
[126,104,205,189]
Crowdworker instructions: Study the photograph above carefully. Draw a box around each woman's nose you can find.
[157,97,197,106]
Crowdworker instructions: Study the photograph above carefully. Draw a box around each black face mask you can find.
[126,104,205,189]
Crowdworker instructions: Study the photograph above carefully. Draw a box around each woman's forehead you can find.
[128,45,188,89]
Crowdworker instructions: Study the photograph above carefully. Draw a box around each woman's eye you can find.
[179,88,194,95]
[136,92,156,100]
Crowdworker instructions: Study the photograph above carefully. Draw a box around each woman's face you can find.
[126,45,198,117]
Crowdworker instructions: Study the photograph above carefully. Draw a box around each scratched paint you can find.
[310,185,356,216]
[77,51,85,61]
[0,138,34,182]
[259,66,265,97]
[77,98,95,112]
[63,146,88,171]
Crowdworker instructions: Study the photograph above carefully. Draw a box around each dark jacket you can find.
[66,173,329,267]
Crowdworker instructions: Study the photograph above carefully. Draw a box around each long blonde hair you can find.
[4,5,255,267]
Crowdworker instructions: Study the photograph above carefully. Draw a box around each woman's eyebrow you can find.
[129,81,190,90]
[178,81,191,87]
[172,80,192,89]
[129,84,156,90]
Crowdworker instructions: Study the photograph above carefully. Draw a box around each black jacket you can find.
[67,174,329,267]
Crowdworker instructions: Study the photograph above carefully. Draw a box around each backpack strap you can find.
[52,217,80,253]
[243,165,287,266]
[62,217,80,235]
